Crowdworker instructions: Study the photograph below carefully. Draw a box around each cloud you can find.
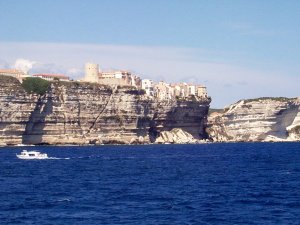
[29,62,66,74]
[14,58,36,73]
[0,41,299,108]
[5,58,82,77]
[67,68,84,78]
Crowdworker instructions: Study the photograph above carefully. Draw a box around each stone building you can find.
[154,81,175,100]
[0,69,28,81]
[156,82,208,100]
[83,63,141,88]
[99,70,141,87]
[84,63,99,83]
[33,74,70,82]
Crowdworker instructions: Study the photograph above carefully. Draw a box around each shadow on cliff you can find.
[22,94,53,145]
[148,100,210,142]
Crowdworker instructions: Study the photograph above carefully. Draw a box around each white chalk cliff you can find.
[0,75,210,145]
[207,97,300,142]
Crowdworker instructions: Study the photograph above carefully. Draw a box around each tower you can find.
[84,63,99,83]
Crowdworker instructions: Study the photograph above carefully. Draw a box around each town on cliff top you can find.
[0,62,209,101]
[0,63,212,146]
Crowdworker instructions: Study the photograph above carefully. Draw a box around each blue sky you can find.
[0,0,299,107]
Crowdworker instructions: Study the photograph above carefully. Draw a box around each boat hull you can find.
[16,150,48,160]
[16,155,48,160]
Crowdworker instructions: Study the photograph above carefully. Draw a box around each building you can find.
[188,84,196,96]
[83,62,143,88]
[171,84,181,97]
[154,81,174,100]
[169,83,208,98]
[99,70,141,88]
[178,83,189,97]
[196,85,208,98]
[32,74,69,82]
[131,75,141,88]
[141,79,154,96]
[102,70,134,79]
[99,70,131,86]
[0,69,27,81]
[84,63,99,83]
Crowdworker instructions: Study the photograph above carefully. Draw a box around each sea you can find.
[0,143,300,225]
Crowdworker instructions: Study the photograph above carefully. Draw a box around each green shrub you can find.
[244,97,296,103]
[208,108,223,115]
[22,77,50,95]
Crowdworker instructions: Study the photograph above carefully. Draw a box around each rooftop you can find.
[33,74,69,78]
[0,69,26,74]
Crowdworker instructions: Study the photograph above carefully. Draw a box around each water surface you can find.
[0,143,300,224]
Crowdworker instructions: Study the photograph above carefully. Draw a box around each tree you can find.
[22,77,50,95]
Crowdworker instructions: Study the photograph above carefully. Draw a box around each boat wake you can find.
[47,157,70,160]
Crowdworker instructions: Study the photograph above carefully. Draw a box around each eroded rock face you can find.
[207,98,300,142]
[155,128,208,144]
[0,76,38,146]
[0,76,210,145]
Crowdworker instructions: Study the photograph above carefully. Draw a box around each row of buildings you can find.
[141,79,208,100]
[84,63,208,100]
[0,62,208,100]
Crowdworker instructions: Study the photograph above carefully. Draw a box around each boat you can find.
[16,150,48,160]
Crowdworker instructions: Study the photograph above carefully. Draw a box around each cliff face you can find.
[0,76,210,145]
[207,98,300,142]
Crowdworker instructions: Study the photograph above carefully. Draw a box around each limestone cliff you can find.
[207,97,300,142]
[0,76,210,145]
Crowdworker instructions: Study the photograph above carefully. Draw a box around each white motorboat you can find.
[16,150,48,160]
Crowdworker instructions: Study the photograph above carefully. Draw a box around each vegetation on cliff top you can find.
[0,75,21,85]
[22,77,50,95]
[208,108,223,115]
[243,97,297,103]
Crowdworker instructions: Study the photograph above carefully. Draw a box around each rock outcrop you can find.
[155,128,199,144]
[207,97,300,142]
[0,76,210,145]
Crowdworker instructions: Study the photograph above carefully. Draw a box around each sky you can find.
[0,0,299,108]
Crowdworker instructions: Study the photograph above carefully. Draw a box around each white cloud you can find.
[67,68,83,78]
[0,41,299,108]
[14,58,36,73]
[29,62,65,74]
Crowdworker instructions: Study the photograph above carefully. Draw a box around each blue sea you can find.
[0,143,300,225]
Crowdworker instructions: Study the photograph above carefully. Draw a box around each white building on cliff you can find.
[141,79,154,96]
